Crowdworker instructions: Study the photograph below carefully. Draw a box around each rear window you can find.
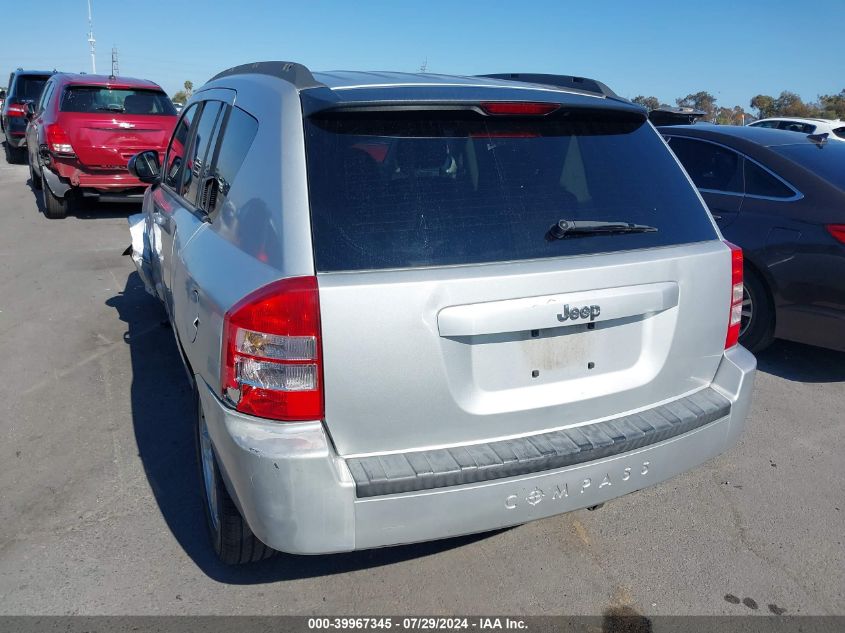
[12,75,49,102]
[60,86,176,115]
[772,142,845,190]
[304,109,717,271]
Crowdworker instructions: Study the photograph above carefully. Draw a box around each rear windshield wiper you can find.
[547,219,658,240]
[96,105,125,112]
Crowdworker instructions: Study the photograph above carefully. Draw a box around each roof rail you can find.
[478,73,619,98]
[209,61,325,90]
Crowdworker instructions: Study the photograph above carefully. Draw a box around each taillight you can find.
[827,224,845,244]
[725,241,744,349]
[221,276,324,421]
[45,124,75,156]
[480,102,560,116]
[7,103,27,117]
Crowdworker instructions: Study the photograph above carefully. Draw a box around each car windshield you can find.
[14,75,49,102]
[304,108,717,271]
[772,142,845,190]
[60,86,176,115]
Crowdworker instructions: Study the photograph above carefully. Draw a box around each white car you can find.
[748,117,845,140]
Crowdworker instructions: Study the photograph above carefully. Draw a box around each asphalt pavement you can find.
[1,136,843,618]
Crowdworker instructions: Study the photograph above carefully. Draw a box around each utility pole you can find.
[111,46,119,77]
[419,58,427,73]
[87,0,96,74]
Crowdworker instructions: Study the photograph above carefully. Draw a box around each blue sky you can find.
[3,0,843,110]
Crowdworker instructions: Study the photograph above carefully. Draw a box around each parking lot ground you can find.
[0,136,844,618]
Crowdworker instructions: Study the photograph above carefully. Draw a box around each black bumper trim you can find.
[347,388,731,498]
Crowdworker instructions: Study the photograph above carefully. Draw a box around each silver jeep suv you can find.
[127,62,756,564]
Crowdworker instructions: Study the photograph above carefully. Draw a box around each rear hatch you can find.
[10,73,51,104]
[304,100,730,456]
[57,85,177,168]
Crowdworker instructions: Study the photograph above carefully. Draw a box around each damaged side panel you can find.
[128,212,156,298]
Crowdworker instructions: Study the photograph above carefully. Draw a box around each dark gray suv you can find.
[127,62,756,564]
[1,69,53,163]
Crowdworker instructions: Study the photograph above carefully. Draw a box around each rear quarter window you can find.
[304,109,717,272]
[743,160,795,198]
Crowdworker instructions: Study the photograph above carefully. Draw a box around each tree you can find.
[818,90,845,119]
[774,91,818,117]
[631,95,660,111]
[715,105,746,126]
[171,89,188,104]
[750,94,776,119]
[676,91,717,121]
[184,80,194,98]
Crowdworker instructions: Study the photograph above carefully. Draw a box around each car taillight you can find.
[221,276,324,421]
[827,224,845,244]
[45,124,75,156]
[480,102,560,116]
[725,241,744,349]
[7,103,27,117]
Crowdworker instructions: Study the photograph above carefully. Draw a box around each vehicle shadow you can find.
[755,339,845,383]
[108,271,499,584]
[26,177,141,220]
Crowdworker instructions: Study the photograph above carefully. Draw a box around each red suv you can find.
[25,73,177,218]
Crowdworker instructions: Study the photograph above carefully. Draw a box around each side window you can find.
[183,100,224,205]
[833,127,845,140]
[163,103,198,191]
[743,160,795,198]
[752,121,779,129]
[202,106,258,217]
[668,137,743,193]
[777,120,814,134]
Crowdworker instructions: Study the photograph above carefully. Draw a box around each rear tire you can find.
[4,142,25,164]
[29,151,42,190]
[195,390,275,565]
[42,182,68,219]
[738,267,775,353]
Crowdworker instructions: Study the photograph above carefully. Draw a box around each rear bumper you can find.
[199,345,756,555]
[51,160,147,192]
[3,118,27,146]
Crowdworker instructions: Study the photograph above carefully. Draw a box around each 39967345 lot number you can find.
[307,618,528,630]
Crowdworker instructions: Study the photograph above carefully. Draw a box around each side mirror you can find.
[128,150,161,184]
[25,102,35,119]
